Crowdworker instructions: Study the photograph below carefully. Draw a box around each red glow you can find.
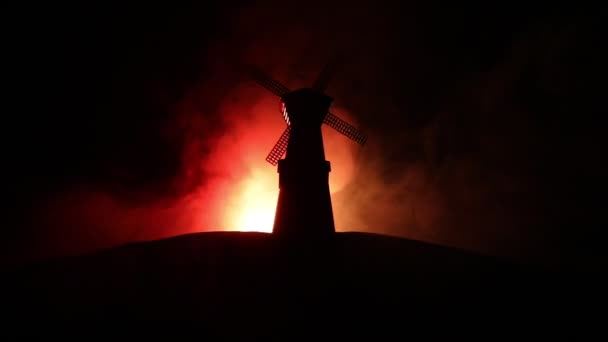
[174,79,360,234]
[25,75,361,263]
[225,168,278,232]
[186,83,354,232]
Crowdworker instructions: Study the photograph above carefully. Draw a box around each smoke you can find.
[10,1,602,268]
[16,0,371,263]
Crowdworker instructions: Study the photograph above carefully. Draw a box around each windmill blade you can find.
[265,126,291,165]
[323,112,367,145]
[241,64,291,97]
[312,52,344,92]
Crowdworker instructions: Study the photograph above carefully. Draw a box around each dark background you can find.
[2,1,605,270]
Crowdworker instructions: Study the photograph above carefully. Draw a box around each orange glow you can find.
[226,168,278,233]
[204,82,361,233]
[215,97,359,233]
[27,84,365,261]
[34,83,364,255]
[218,115,358,233]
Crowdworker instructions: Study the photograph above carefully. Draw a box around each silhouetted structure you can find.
[3,62,569,330]
[243,59,367,239]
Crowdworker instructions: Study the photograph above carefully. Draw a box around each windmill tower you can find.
[241,58,367,240]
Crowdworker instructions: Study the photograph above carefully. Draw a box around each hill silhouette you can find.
[5,230,580,332]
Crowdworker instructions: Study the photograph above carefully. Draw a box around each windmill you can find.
[240,57,367,239]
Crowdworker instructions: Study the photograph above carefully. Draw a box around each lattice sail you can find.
[323,112,367,145]
[265,126,291,165]
[243,64,291,98]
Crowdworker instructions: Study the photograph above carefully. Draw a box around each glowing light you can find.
[226,168,278,233]
[281,101,290,126]
[191,88,359,234]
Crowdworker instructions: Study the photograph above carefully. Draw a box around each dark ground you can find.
[4,231,602,333]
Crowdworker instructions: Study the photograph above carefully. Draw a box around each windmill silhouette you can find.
[240,56,367,239]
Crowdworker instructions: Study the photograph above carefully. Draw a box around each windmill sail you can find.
[323,112,367,144]
[242,64,291,97]
[265,126,291,165]
[236,57,368,167]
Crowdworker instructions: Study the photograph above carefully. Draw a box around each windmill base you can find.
[272,159,335,238]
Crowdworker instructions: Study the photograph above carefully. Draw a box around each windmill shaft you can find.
[242,61,368,240]
[285,124,326,161]
[273,158,335,238]
[272,89,335,238]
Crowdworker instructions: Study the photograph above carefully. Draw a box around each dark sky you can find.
[3,1,606,269]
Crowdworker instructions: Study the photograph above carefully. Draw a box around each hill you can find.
[2,231,591,333]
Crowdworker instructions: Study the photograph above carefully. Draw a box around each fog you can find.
[5,1,604,269]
